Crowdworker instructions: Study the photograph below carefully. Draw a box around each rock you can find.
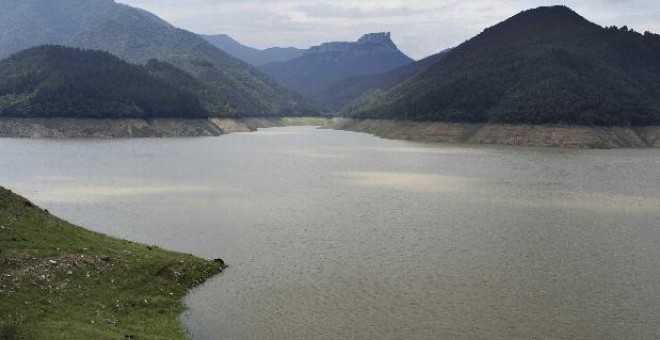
[213,258,227,269]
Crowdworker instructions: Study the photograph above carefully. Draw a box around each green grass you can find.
[278,116,331,126]
[0,186,224,339]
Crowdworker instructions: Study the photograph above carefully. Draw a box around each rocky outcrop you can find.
[357,32,393,44]
[307,32,398,56]
[327,118,660,149]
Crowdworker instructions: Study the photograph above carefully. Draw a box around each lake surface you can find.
[1,126,659,339]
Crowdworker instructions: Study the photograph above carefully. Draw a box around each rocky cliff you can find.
[307,32,398,55]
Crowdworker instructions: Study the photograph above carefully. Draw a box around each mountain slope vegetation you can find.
[314,50,449,112]
[0,46,206,118]
[345,6,660,126]
[0,0,305,116]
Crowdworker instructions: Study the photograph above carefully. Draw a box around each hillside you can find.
[345,6,660,126]
[314,50,450,112]
[202,34,306,66]
[260,33,414,98]
[0,185,224,338]
[0,0,304,116]
[0,46,207,118]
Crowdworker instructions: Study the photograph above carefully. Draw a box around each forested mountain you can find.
[345,6,660,126]
[202,34,306,66]
[314,50,450,112]
[260,33,414,98]
[0,46,205,118]
[0,0,306,116]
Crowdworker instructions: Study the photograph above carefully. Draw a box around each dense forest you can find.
[0,46,206,118]
[345,6,660,126]
[314,50,449,112]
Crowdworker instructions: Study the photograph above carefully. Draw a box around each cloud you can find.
[116,0,660,59]
[295,3,421,18]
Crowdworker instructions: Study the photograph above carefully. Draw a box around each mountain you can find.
[345,6,660,126]
[260,32,414,98]
[0,46,206,118]
[0,0,305,116]
[202,34,306,66]
[314,49,450,112]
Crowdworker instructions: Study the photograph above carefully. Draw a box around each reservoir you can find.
[1,126,659,339]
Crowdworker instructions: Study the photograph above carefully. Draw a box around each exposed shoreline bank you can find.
[2,116,659,148]
[326,118,660,149]
[0,117,330,138]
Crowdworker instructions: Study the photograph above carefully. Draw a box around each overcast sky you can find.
[117,0,660,60]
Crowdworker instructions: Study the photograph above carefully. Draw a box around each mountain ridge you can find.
[201,34,306,66]
[0,0,306,116]
[314,49,450,112]
[259,32,414,99]
[0,45,207,118]
[345,6,660,126]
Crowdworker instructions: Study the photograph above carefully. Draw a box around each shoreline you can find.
[326,118,660,149]
[1,116,659,149]
[0,117,330,138]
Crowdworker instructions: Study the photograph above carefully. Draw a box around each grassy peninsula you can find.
[0,186,224,339]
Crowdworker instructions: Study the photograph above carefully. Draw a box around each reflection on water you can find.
[25,181,216,203]
[1,127,659,339]
[341,171,473,192]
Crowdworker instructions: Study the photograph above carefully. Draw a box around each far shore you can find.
[325,118,660,149]
[0,116,658,149]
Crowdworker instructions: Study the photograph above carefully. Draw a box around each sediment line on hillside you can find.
[0,118,223,138]
[326,118,660,149]
[0,117,331,138]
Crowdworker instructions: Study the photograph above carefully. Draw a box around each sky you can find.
[116,0,660,60]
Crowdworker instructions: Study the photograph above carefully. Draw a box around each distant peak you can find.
[532,5,574,12]
[357,32,392,44]
[516,5,583,20]
[307,32,398,55]
[475,5,593,39]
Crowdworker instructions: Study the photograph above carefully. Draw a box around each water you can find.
[1,126,659,339]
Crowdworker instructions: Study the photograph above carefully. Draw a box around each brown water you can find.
[0,127,659,339]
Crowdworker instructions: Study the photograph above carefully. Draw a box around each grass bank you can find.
[0,186,224,339]
[209,116,331,133]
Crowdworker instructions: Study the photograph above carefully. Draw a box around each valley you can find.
[2,1,660,339]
